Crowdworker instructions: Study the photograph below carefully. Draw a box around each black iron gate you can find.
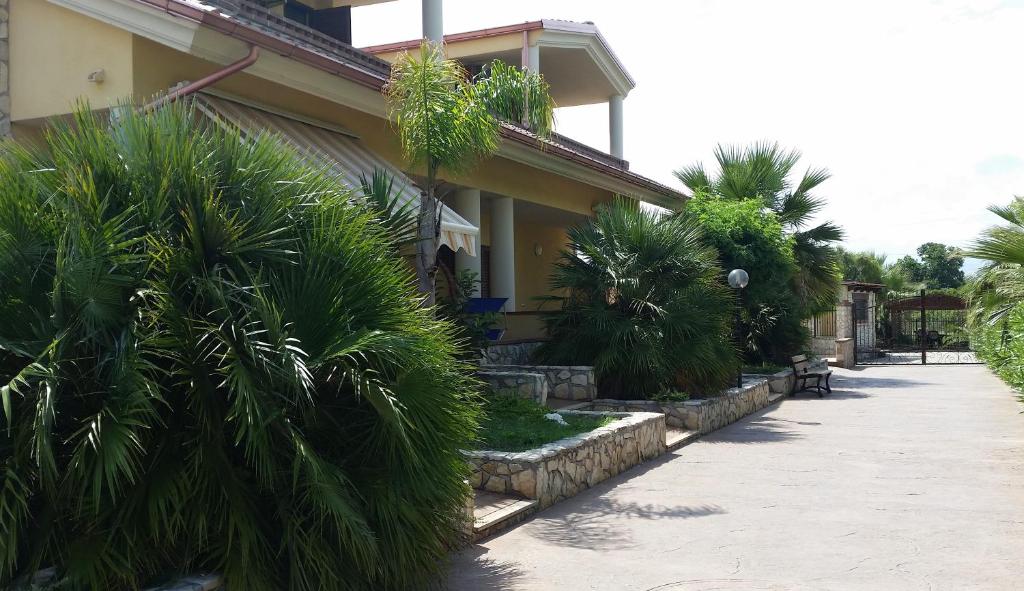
[855,290,979,365]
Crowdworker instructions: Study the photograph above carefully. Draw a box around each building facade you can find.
[5,0,684,341]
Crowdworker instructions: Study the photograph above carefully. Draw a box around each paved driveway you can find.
[446,365,1024,591]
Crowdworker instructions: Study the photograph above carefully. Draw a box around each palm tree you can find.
[0,103,479,590]
[675,142,844,312]
[536,200,735,399]
[965,197,1024,324]
[384,42,555,304]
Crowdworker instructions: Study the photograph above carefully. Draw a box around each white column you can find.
[452,188,481,296]
[490,197,516,309]
[609,94,624,159]
[422,0,443,43]
[527,44,540,74]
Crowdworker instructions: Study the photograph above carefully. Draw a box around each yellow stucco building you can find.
[2,0,685,341]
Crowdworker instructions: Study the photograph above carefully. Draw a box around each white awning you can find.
[194,93,477,256]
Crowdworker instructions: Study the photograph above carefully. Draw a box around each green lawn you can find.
[476,395,615,452]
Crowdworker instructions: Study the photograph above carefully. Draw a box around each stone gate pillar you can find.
[837,300,853,340]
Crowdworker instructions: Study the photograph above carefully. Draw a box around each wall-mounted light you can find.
[533,243,543,257]
[87,69,106,84]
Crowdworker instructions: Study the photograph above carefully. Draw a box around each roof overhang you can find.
[842,281,885,293]
[497,126,683,210]
[364,20,636,107]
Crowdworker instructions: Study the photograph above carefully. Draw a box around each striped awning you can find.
[194,93,477,256]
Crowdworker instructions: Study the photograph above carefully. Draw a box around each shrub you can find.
[685,194,809,364]
[0,104,479,590]
[536,199,735,399]
[437,269,499,360]
[973,305,1024,402]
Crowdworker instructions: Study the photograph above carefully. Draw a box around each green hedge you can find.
[974,305,1024,403]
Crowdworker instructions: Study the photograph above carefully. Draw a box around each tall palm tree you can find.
[675,142,844,311]
[384,42,555,304]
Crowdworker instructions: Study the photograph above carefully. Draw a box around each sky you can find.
[353,0,1024,274]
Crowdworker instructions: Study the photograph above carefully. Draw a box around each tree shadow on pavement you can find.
[700,406,806,444]
[520,496,726,551]
[441,547,526,591]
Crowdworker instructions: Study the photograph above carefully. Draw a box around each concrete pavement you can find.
[446,365,1024,591]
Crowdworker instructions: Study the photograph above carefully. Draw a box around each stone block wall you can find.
[486,364,596,401]
[0,0,9,138]
[589,378,772,435]
[835,337,855,368]
[810,336,836,358]
[745,368,795,396]
[481,341,543,366]
[477,370,547,405]
[466,411,665,509]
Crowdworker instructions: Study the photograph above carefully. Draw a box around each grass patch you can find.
[476,395,615,452]
[742,362,788,374]
[649,390,690,402]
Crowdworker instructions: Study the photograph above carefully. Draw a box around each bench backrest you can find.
[791,354,811,375]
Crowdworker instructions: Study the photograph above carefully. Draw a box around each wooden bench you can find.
[791,355,832,397]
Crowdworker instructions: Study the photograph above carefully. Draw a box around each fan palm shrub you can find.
[0,103,479,590]
[536,200,735,399]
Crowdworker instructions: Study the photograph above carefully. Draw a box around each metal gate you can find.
[855,290,979,365]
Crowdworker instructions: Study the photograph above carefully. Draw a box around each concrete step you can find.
[666,427,700,451]
[472,490,538,541]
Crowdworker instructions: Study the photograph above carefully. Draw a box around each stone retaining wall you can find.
[746,369,795,396]
[836,338,855,368]
[481,341,543,366]
[466,411,665,509]
[588,378,771,435]
[477,370,547,405]
[810,336,835,357]
[486,364,596,401]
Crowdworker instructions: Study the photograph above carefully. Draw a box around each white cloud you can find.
[353,0,1024,268]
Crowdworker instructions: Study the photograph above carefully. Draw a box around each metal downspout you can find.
[144,45,260,111]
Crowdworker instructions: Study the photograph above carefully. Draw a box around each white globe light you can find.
[728,268,749,289]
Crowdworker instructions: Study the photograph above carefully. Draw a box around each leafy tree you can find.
[838,249,922,295]
[838,248,886,284]
[675,142,844,312]
[536,199,735,399]
[886,243,964,291]
[0,104,479,590]
[385,43,554,304]
[916,242,965,289]
[890,254,924,283]
[685,194,807,364]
